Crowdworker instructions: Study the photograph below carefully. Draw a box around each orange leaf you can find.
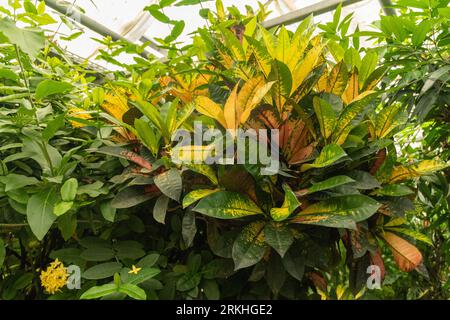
[382,232,422,272]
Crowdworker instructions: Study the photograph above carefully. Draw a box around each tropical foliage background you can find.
[0,0,448,300]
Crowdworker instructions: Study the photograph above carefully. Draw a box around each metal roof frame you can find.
[262,0,395,29]
[44,0,165,58]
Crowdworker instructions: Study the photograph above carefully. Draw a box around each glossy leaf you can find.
[193,191,263,219]
[292,195,381,229]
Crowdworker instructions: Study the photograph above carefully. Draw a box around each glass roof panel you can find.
[0,0,385,69]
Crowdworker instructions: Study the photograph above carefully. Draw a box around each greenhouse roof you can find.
[1,0,391,69]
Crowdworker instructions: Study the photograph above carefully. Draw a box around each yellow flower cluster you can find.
[40,259,69,295]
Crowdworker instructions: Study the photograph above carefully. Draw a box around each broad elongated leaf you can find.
[154,168,182,201]
[232,221,267,270]
[327,61,349,96]
[389,160,450,183]
[269,60,292,114]
[332,91,377,145]
[35,80,73,100]
[80,284,118,300]
[292,195,381,229]
[313,97,337,140]
[382,232,422,272]
[292,43,323,94]
[0,18,45,58]
[301,144,347,171]
[195,96,227,128]
[193,191,263,219]
[264,223,294,257]
[303,175,355,195]
[372,184,414,196]
[375,103,407,138]
[117,283,146,300]
[224,84,239,130]
[387,228,432,246]
[359,51,378,86]
[153,195,169,224]
[26,188,58,240]
[183,163,218,185]
[270,184,300,221]
[342,69,359,104]
[83,262,123,280]
[0,173,39,192]
[182,189,219,209]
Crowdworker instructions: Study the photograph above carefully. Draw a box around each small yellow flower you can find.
[128,265,142,275]
[40,259,69,295]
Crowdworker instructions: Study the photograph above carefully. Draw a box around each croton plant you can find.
[0,0,448,300]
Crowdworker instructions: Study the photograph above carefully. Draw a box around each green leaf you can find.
[118,283,146,300]
[35,79,73,100]
[100,200,116,222]
[0,173,39,192]
[167,20,185,41]
[22,137,62,173]
[301,144,347,171]
[153,195,169,224]
[53,201,73,216]
[359,52,378,86]
[124,267,160,285]
[203,280,220,300]
[176,273,202,291]
[182,189,219,209]
[412,20,431,46]
[0,18,45,58]
[134,118,160,156]
[292,195,381,229]
[232,221,267,270]
[182,211,197,247]
[269,59,292,113]
[111,186,154,209]
[193,191,263,219]
[61,178,78,202]
[372,184,414,197]
[145,5,170,23]
[282,245,305,281]
[83,262,123,280]
[306,175,355,194]
[347,170,381,190]
[313,97,337,140]
[154,168,182,201]
[80,284,118,300]
[26,188,57,240]
[264,223,294,257]
[184,163,218,185]
[80,247,115,262]
[42,114,64,141]
[270,184,300,221]
[114,241,145,260]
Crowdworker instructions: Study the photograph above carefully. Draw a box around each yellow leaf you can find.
[292,44,323,95]
[382,232,422,272]
[102,91,129,121]
[342,69,359,104]
[236,76,265,122]
[389,160,450,183]
[195,96,227,128]
[275,26,290,62]
[327,61,349,96]
[375,103,407,138]
[239,81,274,124]
[224,84,239,130]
